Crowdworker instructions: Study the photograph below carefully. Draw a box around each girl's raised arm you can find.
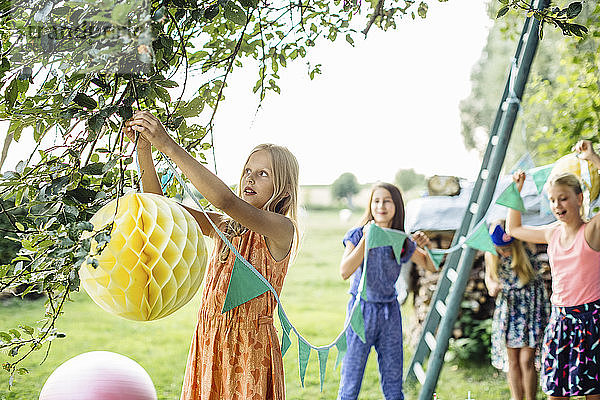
[505,170,553,244]
[126,112,293,255]
[339,233,366,280]
[575,139,600,250]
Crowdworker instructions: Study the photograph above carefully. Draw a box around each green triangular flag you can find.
[317,348,329,391]
[367,225,408,264]
[278,306,293,357]
[495,182,526,212]
[349,301,366,343]
[222,256,270,313]
[465,223,497,255]
[529,164,554,194]
[361,225,408,300]
[334,332,347,370]
[298,337,311,387]
[427,248,445,270]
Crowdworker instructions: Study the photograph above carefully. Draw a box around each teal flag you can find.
[366,224,408,264]
[529,164,554,194]
[427,248,445,270]
[278,306,293,357]
[298,338,311,387]
[222,256,270,313]
[495,182,526,212]
[361,224,408,300]
[317,348,329,391]
[349,301,366,343]
[334,332,347,370]
[465,223,497,255]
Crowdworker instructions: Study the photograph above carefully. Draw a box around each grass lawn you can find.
[2,209,522,399]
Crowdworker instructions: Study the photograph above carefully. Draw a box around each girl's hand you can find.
[412,231,431,248]
[123,121,151,152]
[573,139,596,161]
[512,169,525,192]
[487,281,500,297]
[125,111,171,152]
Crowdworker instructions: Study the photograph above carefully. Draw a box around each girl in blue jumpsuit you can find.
[337,182,437,400]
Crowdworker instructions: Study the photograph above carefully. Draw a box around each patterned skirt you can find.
[541,298,600,396]
[491,280,549,372]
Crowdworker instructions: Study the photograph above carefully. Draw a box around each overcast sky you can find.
[1,0,493,186]
[205,0,492,185]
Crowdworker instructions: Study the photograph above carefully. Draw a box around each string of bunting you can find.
[148,149,556,390]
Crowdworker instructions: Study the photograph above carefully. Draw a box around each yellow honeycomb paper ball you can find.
[80,192,207,321]
[550,153,599,201]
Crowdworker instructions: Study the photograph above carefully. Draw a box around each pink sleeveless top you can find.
[548,223,600,306]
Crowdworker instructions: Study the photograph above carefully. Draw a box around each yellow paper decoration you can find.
[80,192,207,321]
[550,153,599,201]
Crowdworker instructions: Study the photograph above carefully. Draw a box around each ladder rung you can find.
[446,268,458,283]
[413,361,426,385]
[435,300,447,317]
[424,331,436,352]
[469,203,479,214]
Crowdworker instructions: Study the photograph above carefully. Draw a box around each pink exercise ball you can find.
[39,351,157,400]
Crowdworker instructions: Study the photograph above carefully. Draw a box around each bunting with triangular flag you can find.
[222,256,270,313]
[465,222,497,255]
[278,306,293,357]
[335,332,347,370]
[529,164,554,194]
[349,300,366,343]
[317,348,329,391]
[298,338,311,387]
[495,182,526,212]
[427,248,445,270]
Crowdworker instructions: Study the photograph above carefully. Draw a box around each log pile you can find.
[405,230,551,347]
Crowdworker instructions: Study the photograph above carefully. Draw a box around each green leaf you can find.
[73,92,98,109]
[345,34,354,46]
[224,2,247,25]
[496,5,509,18]
[566,2,582,19]
[204,4,220,20]
[79,162,105,175]
[0,332,12,342]
[88,114,105,133]
[417,1,428,18]
[239,0,257,8]
[5,79,18,109]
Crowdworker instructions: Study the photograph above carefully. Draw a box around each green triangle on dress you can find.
[221,256,270,313]
[495,182,526,212]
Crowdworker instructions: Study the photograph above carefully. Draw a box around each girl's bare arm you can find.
[126,112,293,255]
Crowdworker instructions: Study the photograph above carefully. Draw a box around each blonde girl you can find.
[337,182,436,400]
[125,111,299,400]
[507,139,600,399]
[484,220,549,400]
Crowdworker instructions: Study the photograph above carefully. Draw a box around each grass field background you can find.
[1,209,516,399]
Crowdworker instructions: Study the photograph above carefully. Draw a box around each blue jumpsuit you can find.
[337,227,416,400]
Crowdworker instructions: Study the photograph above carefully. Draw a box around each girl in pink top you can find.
[507,139,600,400]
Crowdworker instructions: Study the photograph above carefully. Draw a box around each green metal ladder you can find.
[404,1,549,398]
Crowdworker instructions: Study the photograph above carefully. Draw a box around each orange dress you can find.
[180,230,290,400]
